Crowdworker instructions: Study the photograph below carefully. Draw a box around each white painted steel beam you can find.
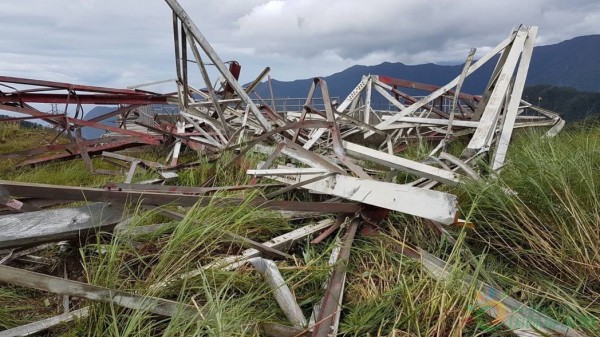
[342,141,461,186]
[492,27,537,170]
[164,0,271,131]
[247,167,330,176]
[371,30,518,136]
[267,174,457,224]
[466,27,528,152]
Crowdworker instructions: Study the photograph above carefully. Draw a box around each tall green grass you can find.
[1,122,599,336]
[455,126,600,334]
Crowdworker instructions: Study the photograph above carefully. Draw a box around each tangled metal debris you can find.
[0,1,580,336]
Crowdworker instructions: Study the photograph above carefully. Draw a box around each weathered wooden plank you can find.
[0,203,123,249]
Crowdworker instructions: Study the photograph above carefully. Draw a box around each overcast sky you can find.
[1,0,599,89]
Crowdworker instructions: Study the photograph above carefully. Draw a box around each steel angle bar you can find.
[377,75,480,102]
[265,173,458,224]
[397,244,586,337]
[155,209,293,260]
[0,104,65,127]
[110,182,282,194]
[282,139,346,174]
[314,78,370,179]
[0,203,123,249]
[150,219,335,290]
[445,47,477,147]
[185,30,231,139]
[87,104,144,123]
[372,79,407,112]
[342,141,461,185]
[249,142,286,185]
[0,76,149,95]
[0,265,202,319]
[378,117,480,129]
[248,167,331,176]
[244,67,271,96]
[311,217,360,337]
[0,136,129,160]
[0,180,360,213]
[545,118,565,137]
[438,152,480,180]
[388,88,451,119]
[465,27,529,155]
[0,197,41,213]
[17,139,146,167]
[491,27,538,170]
[179,111,227,144]
[164,0,271,131]
[372,30,518,135]
[264,173,335,199]
[363,76,373,124]
[0,307,89,337]
[0,93,169,105]
[336,75,369,113]
[67,117,162,145]
[247,257,307,328]
[0,115,62,123]
[226,119,332,154]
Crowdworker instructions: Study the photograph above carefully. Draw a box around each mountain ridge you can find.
[256,34,600,99]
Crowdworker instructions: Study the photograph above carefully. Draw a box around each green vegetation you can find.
[0,122,598,336]
[523,85,600,122]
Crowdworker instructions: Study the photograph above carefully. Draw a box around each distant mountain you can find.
[523,85,600,122]
[255,35,600,100]
[82,106,117,139]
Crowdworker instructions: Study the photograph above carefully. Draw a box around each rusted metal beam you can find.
[312,217,360,337]
[0,93,170,105]
[377,75,480,102]
[87,104,145,123]
[16,139,147,166]
[0,136,131,160]
[0,180,362,213]
[109,182,283,195]
[0,76,152,95]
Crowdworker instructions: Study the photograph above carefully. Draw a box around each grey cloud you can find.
[0,0,599,87]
